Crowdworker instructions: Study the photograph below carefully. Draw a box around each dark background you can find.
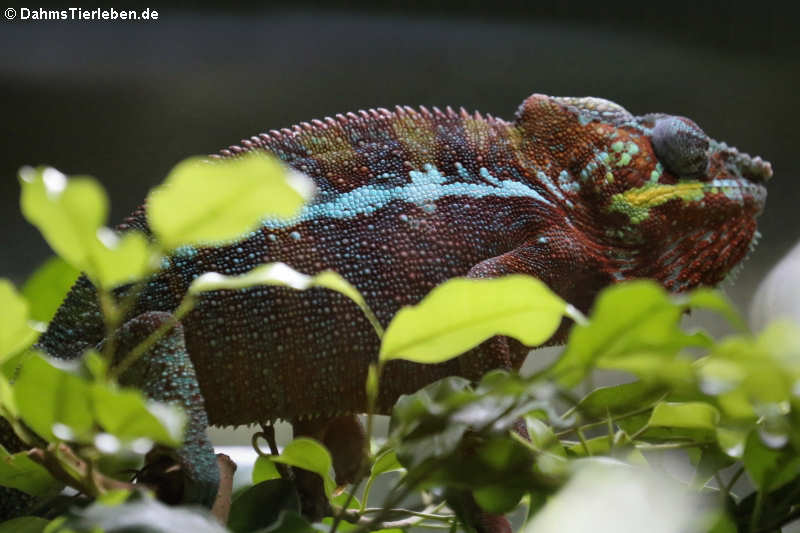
[2,2,798,313]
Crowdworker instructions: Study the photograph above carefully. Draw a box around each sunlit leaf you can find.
[683,288,747,332]
[547,281,708,387]
[22,257,80,324]
[0,517,50,533]
[91,384,185,446]
[19,166,107,269]
[13,354,93,442]
[88,229,153,289]
[271,438,335,498]
[574,381,665,419]
[380,276,571,363]
[189,263,381,337]
[0,444,62,497]
[371,449,404,476]
[252,455,281,484]
[743,430,800,491]
[0,280,38,364]
[19,166,153,289]
[147,153,314,249]
[649,402,720,431]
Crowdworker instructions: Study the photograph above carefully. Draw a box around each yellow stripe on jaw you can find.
[610,182,706,224]
[622,182,706,207]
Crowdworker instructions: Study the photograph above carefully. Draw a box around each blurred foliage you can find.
[1,159,798,532]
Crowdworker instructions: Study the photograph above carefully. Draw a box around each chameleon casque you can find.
[1,94,772,525]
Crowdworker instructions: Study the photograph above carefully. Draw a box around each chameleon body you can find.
[2,94,771,521]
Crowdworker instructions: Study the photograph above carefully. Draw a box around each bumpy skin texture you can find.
[4,94,772,522]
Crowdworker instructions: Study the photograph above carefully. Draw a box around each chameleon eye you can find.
[651,116,710,178]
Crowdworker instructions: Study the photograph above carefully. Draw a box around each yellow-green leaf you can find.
[19,166,153,289]
[0,445,62,497]
[88,229,153,288]
[22,257,80,324]
[270,437,335,498]
[13,354,94,442]
[0,280,38,364]
[379,276,569,363]
[189,263,381,337]
[147,153,314,249]
[649,402,720,431]
[20,166,107,269]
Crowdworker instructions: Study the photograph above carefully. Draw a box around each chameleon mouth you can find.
[715,141,773,184]
[706,178,767,212]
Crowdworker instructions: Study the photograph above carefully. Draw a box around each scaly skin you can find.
[3,94,771,525]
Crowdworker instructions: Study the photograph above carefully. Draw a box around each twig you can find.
[27,443,134,496]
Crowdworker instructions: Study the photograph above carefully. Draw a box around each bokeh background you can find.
[1,0,799,501]
[2,3,798,300]
[2,3,798,305]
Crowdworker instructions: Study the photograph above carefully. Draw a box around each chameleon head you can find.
[515,94,772,291]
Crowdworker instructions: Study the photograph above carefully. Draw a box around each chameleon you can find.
[1,93,771,525]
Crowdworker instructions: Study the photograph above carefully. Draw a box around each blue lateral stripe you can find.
[263,163,552,228]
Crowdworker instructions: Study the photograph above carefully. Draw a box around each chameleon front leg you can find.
[111,311,219,507]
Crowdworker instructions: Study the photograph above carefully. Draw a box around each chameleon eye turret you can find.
[651,116,710,179]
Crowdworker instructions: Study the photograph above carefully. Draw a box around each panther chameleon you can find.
[1,93,772,530]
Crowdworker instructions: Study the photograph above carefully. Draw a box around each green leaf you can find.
[0,445,62,497]
[0,280,38,364]
[252,455,280,483]
[706,513,737,533]
[87,229,153,289]
[473,484,525,514]
[228,479,299,533]
[271,438,335,498]
[597,352,695,384]
[0,517,50,533]
[566,436,611,457]
[716,426,748,458]
[13,354,94,442]
[91,383,185,446]
[0,373,16,417]
[261,510,315,533]
[743,430,800,491]
[547,281,707,387]
[22,257,80,324]
[19,166,107,270]
[147,153,314,249]
[689,447,734,489]
[380,275,569,363]
[82,350,109,381]
[370,449,404,476]
[188,263,380,335]
[649,402,720,431]
[683,288,747,332]
[526,418,566,458]
[574,381,665,419]
[19,166,153,289]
